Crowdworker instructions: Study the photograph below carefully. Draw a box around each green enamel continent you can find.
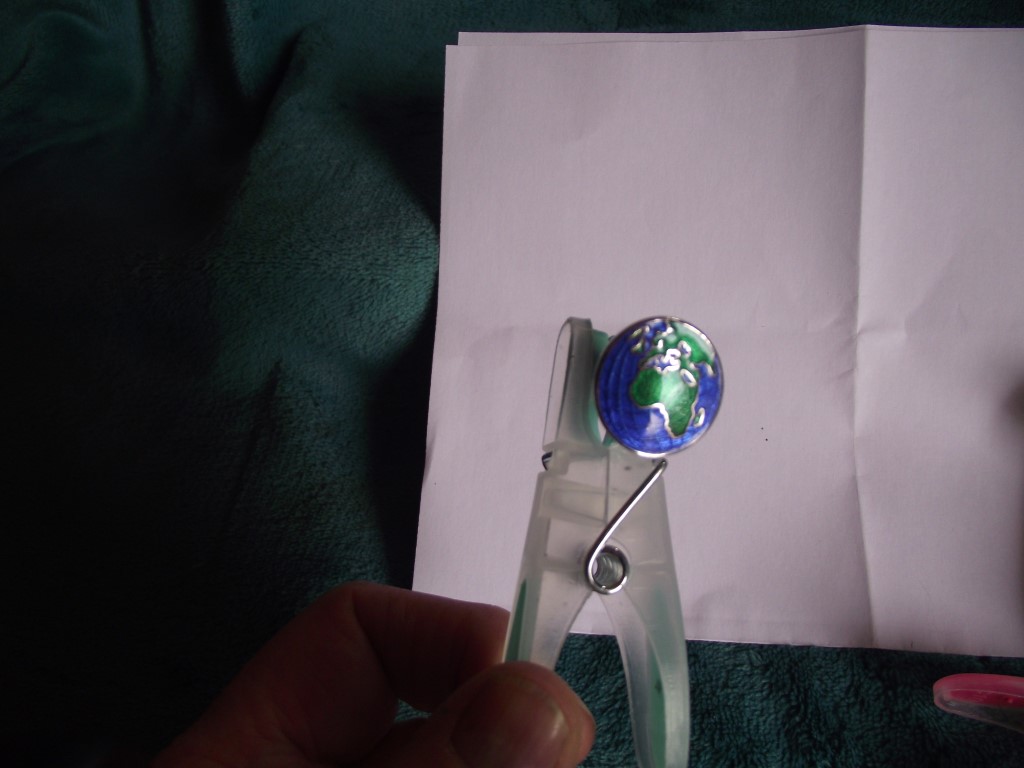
[628,322,715,438]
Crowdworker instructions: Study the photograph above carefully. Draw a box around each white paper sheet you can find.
[414,26,1024,656]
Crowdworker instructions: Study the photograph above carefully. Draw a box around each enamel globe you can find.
[595,317,723,457]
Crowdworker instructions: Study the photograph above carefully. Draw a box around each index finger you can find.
[154,582,510,766]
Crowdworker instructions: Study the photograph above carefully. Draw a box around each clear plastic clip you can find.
[505,316,722,768]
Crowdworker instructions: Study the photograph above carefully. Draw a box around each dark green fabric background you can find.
[2,2,1023,765]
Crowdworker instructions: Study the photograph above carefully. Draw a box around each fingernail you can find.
[452,671,572,768]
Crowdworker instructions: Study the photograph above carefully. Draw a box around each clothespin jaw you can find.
[505,316,722,768]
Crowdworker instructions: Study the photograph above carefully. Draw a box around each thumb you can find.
[362,661,595,768]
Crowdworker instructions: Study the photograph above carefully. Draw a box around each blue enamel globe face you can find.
[595,317,723,456]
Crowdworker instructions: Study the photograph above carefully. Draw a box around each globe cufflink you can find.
[595,316,723,457]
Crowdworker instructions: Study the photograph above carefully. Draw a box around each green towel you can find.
[2,2,1023,765]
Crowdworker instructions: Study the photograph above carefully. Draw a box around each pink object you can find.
[934,674,1024,734]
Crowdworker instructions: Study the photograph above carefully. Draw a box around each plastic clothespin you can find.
[504,316,723,768]
[934,674,1024,734]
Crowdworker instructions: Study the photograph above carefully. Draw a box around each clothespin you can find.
[504,317,723,768]
[934,674,1024,734]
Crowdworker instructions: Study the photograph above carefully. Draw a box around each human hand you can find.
[153,582,595,767]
